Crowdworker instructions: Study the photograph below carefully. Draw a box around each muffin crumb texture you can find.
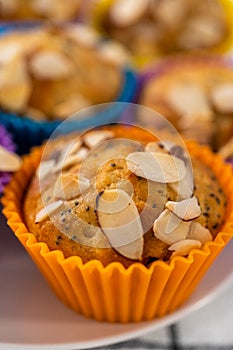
[24,125,226,267]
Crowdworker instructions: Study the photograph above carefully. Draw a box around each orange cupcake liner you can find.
[92,0,233,69]
[2,142,233,323]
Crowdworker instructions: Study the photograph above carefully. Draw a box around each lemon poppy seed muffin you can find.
[140,56,233,150]
[99,0,229,55]
[0,25,125,121]
[23,124,226,268]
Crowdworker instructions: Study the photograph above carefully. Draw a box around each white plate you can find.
[1,210,233,350]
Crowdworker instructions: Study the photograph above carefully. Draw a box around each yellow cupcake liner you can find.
[214,0,233,55]
[2,142,233,323]
[92,0,233,69]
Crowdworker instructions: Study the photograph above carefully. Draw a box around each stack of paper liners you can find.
[2,142,233,323]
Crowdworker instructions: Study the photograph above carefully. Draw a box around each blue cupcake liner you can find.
[0,68,138,154]
[0,21,41,35]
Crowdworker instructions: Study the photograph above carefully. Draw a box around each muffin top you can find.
[140,57,233,150]
[0,0,81,21]
[24,124,226,267]
[0,25,128,121]
[101,0,229,55]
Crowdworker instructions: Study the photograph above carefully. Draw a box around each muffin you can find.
[93,0,233,58]
[0,125,21,194]
[0,24,130,120]
[0,0,82,21]
[139,55,233,151]
[3,124,233,322]
[0,24,136,153]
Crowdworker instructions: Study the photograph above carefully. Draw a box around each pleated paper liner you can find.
[92,0,233,69]
[2,142,233,323]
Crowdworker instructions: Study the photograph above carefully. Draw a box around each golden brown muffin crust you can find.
[23,125,226,267]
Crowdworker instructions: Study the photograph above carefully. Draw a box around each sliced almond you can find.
[178,16,225,49]
[53,173,89,200]
[0,145,22,172]
[97,189,144,260]
[56,138,82,165]
[153,209,191,244]
[146,141,188,162]
[37,159,56,181]
[53,147,87,173]
[53,94,92,120]
[168,239,202,257]
[35,200,63,223]
[30,50,75,80]
[83,130,114,149]
[31,0,80,20]
[169,166,194,199]
[145,142,164,153]
[126,152,186,183]
[97,42,130,66]
[151,0,187,29]
[68,139,83,156]
[64,24,100,48]
[211,83,233,114]
[145,142,194,199]
[31,0,72,21]
[188,221,212,244]
[166,196,201,221]
[0,43,22,64]
[145,141,172,154]
[166,83,211,118]
[110,0,149,27]
[169,150,194,200]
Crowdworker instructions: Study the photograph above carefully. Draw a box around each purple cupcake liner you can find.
[227,158,233,168]
[0,125,17,194]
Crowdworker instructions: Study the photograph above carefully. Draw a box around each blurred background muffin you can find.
[138,55,233,151]
[0,24,131,121]
[93,0,233,58]
[0,0,82,21]
[0,23,136,153]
